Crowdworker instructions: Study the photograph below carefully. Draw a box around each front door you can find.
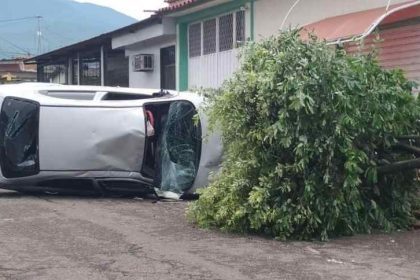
[160,46,176,90]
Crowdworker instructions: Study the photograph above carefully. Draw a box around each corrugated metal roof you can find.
[301,0,420,44]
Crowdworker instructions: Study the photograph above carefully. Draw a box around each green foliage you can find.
[188,30,420,240]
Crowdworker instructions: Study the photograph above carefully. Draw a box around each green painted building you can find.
[162,0,255,91]
[160,0,419,92]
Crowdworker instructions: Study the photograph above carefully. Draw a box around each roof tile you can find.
[160,0,210,13]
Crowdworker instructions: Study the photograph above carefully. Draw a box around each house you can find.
[27,29,130,87]
[0,58,36,84]
[160,0,254,91]
[159,0,419,91]
[112,16,176,89]
[28,0,419,92]
[27,15,175,90]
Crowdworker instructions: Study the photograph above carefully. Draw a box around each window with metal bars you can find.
[38,63,67,84]
[71,58,79,85]
[219,14,234,52]
[236,10,246,45]
[203,18,217,55]
[80,51,101,86]
[189,23,202,58]
[188,10,246,57]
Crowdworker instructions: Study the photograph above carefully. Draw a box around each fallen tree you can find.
[188,30,420,240]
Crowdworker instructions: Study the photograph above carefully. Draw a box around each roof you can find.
[302,0,420,44]
[0,59,36,73]
[159,0,214,14]
[27,0,217,64]
[27,16,162,64]
[0,63,22,72]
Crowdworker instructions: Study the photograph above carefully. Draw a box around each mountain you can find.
[0,0,137,58]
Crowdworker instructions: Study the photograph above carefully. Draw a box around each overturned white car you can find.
[0,83,222,198]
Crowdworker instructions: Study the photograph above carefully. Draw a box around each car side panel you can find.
[39,106,146,172]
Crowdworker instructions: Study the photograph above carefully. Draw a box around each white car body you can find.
[0,83,222,198]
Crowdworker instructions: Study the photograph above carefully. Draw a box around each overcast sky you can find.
[74,0,167,20]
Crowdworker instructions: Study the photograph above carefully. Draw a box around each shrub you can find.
[188,30,420,240]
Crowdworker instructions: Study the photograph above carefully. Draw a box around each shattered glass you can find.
[0,98,39,178]
[157,101,202,193]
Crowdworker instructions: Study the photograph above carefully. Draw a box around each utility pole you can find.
[36,16,43,55]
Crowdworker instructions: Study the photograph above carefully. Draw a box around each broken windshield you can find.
[156,101,202,194]
[0,97,39,178]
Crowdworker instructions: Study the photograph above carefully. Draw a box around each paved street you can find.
[0,189,419,280]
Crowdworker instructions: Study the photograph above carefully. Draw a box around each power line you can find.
[0,16,42,24]
[41,36,53,53]
[0,16,42,57]
[0,50,30,56]
[0,36,32,55]
[43,25,74,43]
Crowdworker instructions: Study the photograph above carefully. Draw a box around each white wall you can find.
[254,0,409,40]
[113,18,176,50]
[126,38,176,89]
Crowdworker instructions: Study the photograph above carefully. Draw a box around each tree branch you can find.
[378,158,420,174]
[397,135,420,140]
[395,143,420,156]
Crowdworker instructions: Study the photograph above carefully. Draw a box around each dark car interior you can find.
[142,101,202,193]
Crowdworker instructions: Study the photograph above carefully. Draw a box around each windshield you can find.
[156,101,202,193]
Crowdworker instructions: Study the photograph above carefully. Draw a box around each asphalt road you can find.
[0,190,419,280]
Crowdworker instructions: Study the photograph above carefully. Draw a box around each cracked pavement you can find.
[0,190,419,280]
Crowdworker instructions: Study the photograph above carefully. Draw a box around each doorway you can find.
[160,46,176,90]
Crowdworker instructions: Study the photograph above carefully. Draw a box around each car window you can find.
[101,92,153,100]
[0,97,40,178]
